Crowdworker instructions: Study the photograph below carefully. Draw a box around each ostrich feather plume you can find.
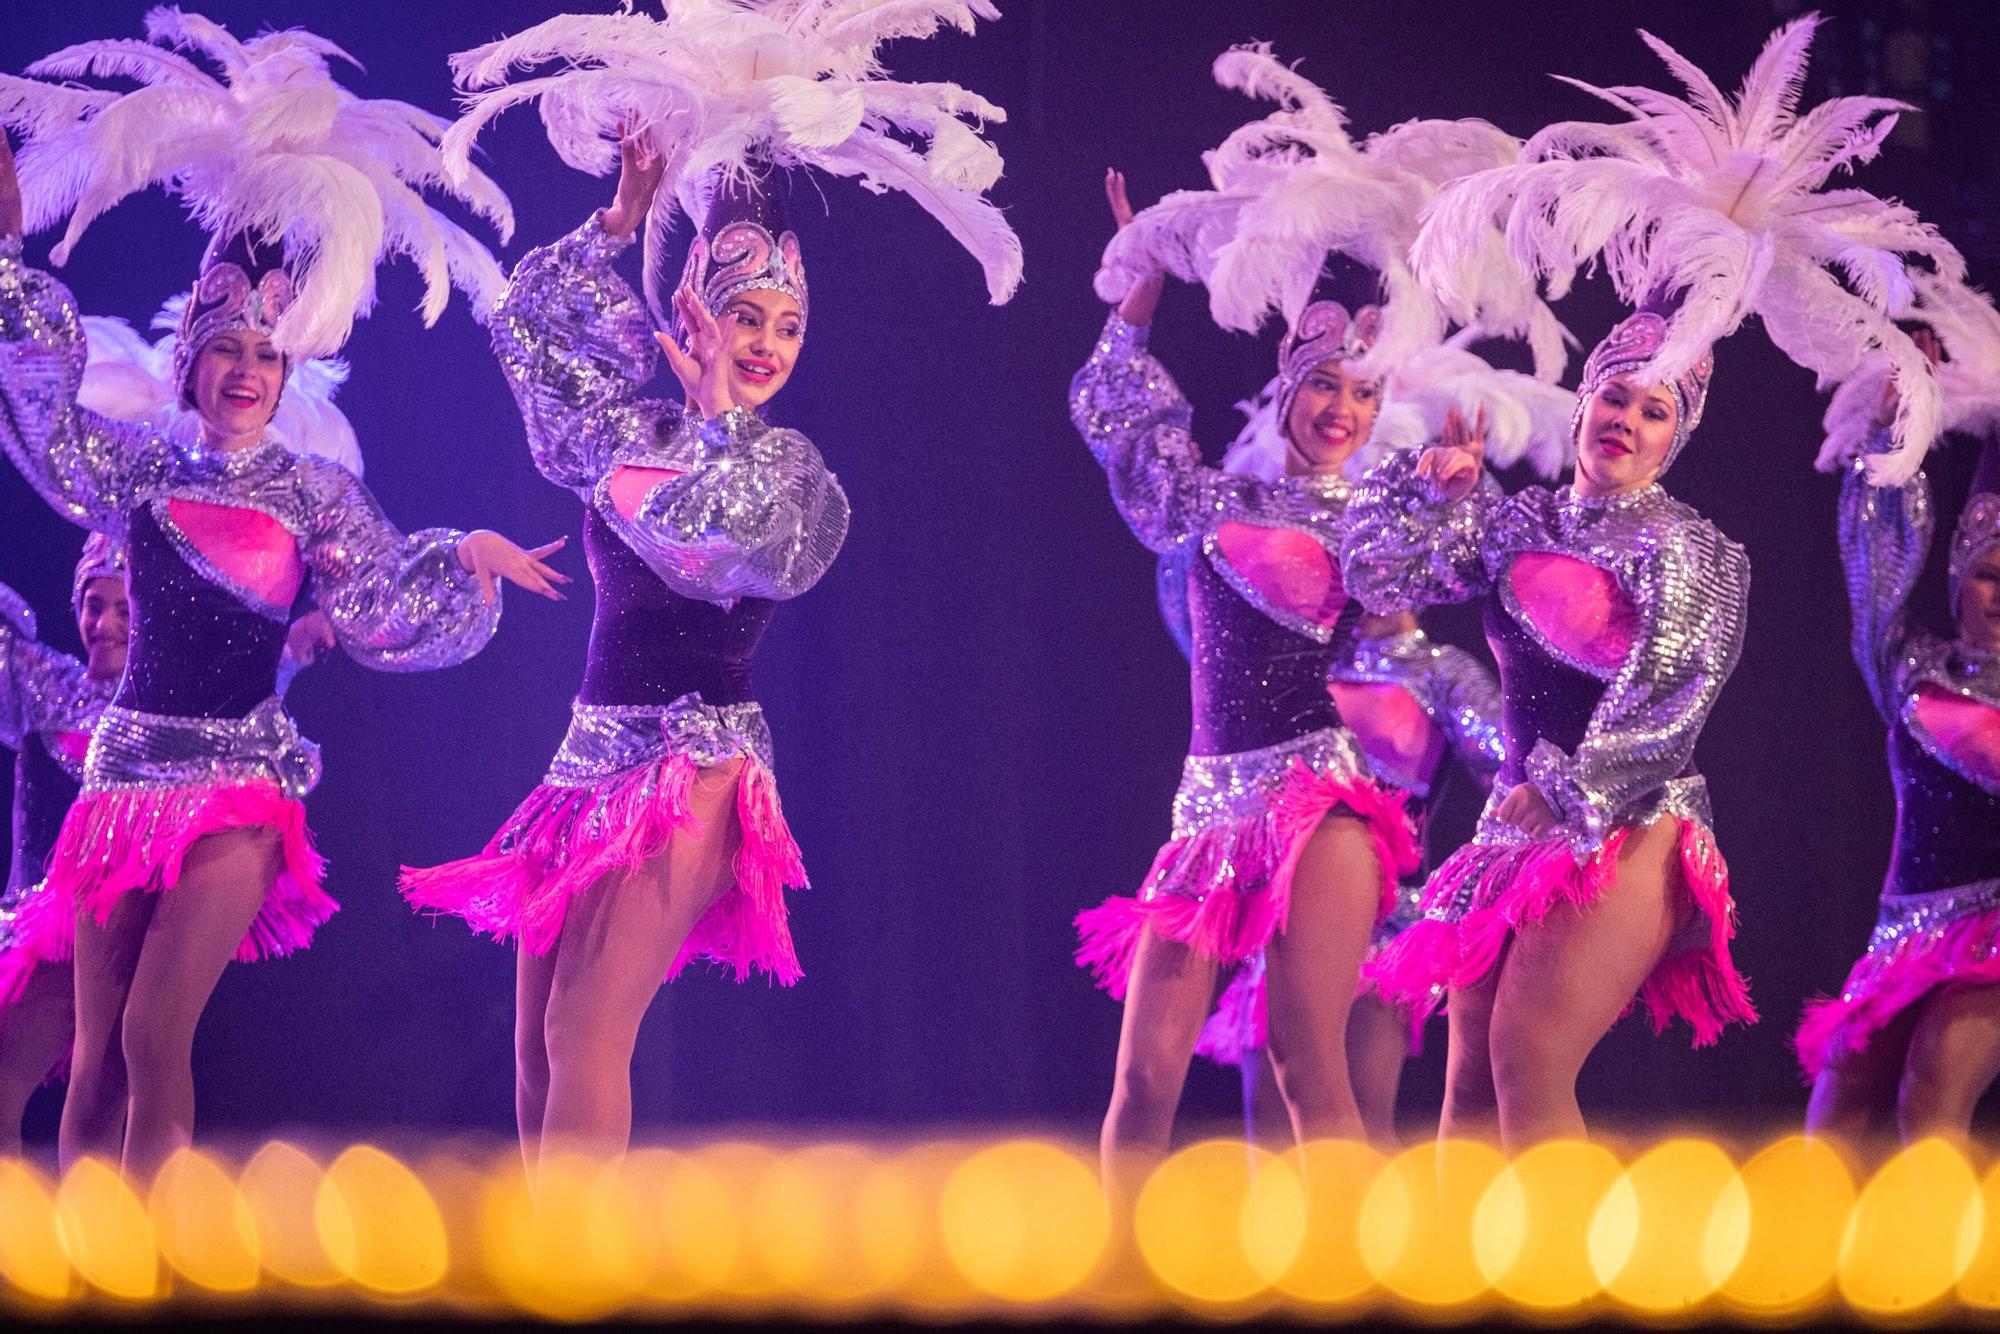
[441,0,1021,304]
[1414,14,1960,483]
[1820,274,2000,473]
[0,7,514,359]
[1097,43,1570,383]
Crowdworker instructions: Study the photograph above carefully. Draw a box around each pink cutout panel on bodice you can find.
[1213,521,1347,629]
[1329,680,1445,790]
[55,730,91,765]
[1913,684,2000,787]
[606,465,686,522]
[1508,551,1637,671]
[166,498,303,607]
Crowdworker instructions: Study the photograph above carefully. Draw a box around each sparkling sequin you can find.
[545,694,775,788]
[87,698,322,800]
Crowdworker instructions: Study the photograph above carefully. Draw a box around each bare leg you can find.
[1487,817,1686,1150]
[1262,814,1381,1144]
[1898,983,2000,1145]
[1101,926,1217,1205]
[118,827,281,1182]
[0,962,75,1157]
[1805,1005,1916,1152]
[537,760,743,1165]
[514,944,557,1174]
[1440,965,1501,1143]
[60,889,152,1169]
[1346,992,1410,1146]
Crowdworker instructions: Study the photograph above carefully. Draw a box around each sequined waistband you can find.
[545,692,774,787]
[85,698,321,800]
[1172,727,1367,838]
[1471,772,1713,850]
[1871,879,2000,952]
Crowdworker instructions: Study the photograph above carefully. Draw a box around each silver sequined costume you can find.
[400,213,843,985]
[1795,448,2000,1076]
[1342,450,1757,1045]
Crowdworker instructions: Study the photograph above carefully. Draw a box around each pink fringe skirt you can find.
[0,779,331,1006]
[1795,880,2000,1079]
[1074,728,1418,1064]
[400,707,805,985]
[1366,816,1755,1048]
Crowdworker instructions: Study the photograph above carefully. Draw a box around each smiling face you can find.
[76,575,130,681]
[1283,360,1380,473]
[191,329,285,448]
[717,288,802,409]
[1573,373,1677,497]
[1960,546,2000,654]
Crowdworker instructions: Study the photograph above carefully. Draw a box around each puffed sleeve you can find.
[1523,522,1751,855]
[0,235,172,528]
[1069,312,1245,553]
[488,211,676,492]
[298,460,500,672]
[1340,449,1501,614]
[600,406,848,604]
[0,581,86,750]
[1837,435,1931,723]
[1430,642,1506,786]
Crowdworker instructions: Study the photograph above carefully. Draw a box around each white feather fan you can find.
[1820,274,2000,472]
[1414,15,1961,484]
[0,7,515,359]
[1097,44,1569,384]
[441,0,1021,305]
[77,301,364,475]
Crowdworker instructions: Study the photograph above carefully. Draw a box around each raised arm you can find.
[1837,434,1932,723]
[1340,434,1501,614]
[1523,524,1751,854]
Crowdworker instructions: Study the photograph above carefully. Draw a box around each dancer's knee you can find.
[119,1003,192,1085]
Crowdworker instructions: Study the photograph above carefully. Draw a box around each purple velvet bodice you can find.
[118,505,287,719]
[1486,589,1609,791]
[577,507,774,709]
[1185,552,1349,756]
[1886,715,2000,896]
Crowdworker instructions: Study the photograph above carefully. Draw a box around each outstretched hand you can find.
[1105,167,1164,326]
[0,132,21,240]
[601,122,664,239]
[654,285,735,420]
[1416,405,1488,502]
[1873,327,1945,429]
[456,532,572,604]
[1493,781,1558,838]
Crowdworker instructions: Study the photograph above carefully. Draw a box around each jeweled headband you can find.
[170,233,297,408]
[1275,299,1384,425]
[671,218,808,341]
[1570,310,1715,472]
[71,531,128,608]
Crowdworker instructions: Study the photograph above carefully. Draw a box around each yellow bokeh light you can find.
[0,1158,75,1302]
[1588,1137,1741,1311]
[1838,1137,1982,1314]
[1958,1159,2000,1308]
[148,1149,259,1293]
[53,1156,157,1300]
[939,1139,1107,1304]
[479,1151,641,1319]
[1714,1134,1853,1314]
[1473,1138,1621,1309]
[315,1145,448,1296]
[1358,1137,1505,1308]
[864,1141,980,1315]
[748,1143,900,1306]
[1132,1139,1303,1306]
[237,1141,342,1288]
[613,1147,741,1304]
[1275,1138,1386,1307]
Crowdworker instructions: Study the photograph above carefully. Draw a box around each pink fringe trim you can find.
[1074,759,1417,1011]
[0,781,331,1007]
[1794,903,2000,1080]
[1366,819,1756,1048]
[400,754,804,986]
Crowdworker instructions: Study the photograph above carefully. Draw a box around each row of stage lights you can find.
[0,1133,1995,1322]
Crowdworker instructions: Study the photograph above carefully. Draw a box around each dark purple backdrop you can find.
[2,1,1995,1143]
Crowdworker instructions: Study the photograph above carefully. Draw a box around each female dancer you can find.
[400,3,1019,1164]
[1800,317,2000,1145]
[0,17,562,1178]
[1351,16,1950,1146]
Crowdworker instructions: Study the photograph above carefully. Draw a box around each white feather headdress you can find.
[441,0,1021,305]
[78,300,362,475]
[1096,44,1570,382]
[1820,274,2000,472]
[1414,14,1961,484]
[0,7,515,358]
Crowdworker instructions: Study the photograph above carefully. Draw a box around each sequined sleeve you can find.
[1524,521,1751,854]
[0,236,172,528]
[602,407,849,603]
[298,459,501,671]
[1340,449,1501,613]
[0,582,85,751]
[489,212,676,492]
[1429,642,1506,784]
[1838,443,1932,723]
[1069,312,1243,554]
